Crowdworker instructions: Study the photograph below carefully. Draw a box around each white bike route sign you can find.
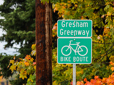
[57,38,92,64]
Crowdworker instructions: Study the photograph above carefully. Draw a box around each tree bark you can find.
[35,0,52,85]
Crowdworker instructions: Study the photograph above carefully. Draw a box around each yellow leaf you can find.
[30,58,34,62]
[10,65,16,72]
[13,56,16,60]
[25,62,29,66]
[67,1,71,3]
[104,27,110,35]
[96,30,98,32]
[31,80,33,82]
[111,67,114,71]
[10,60,14,64]
[19,71,27,80]
[54,8,58,13]
[34,66,36,70]
[31,50,36,56]
[75,4,78,7]
[107,12,111,16]
[53,81,59,85]
[28,78,30,82]
[110,56,114,62]
[31,44,36,50]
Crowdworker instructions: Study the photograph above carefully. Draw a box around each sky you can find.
[0,0,20,55]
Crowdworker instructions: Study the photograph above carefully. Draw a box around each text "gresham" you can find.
[61,21,88,28]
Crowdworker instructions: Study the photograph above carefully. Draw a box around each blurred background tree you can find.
[0,0,35,84]
[0,0,35,56]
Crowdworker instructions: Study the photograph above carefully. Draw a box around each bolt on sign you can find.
[57,20,92,64]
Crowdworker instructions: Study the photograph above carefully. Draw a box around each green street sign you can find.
[57,38,92,64]
[57,20,92,37]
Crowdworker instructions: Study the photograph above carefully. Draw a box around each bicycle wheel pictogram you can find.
[77,45,88,56]
[61,45,72,56]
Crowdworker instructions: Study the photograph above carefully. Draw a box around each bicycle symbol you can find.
[61,40,88,56]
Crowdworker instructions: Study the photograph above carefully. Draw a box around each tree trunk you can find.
[35,0,52,85]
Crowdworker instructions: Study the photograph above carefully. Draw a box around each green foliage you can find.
[9,75,27,85]
[0,0,35,56]
[8,44,36,85]
[9,55,36,85]
[41,0,69,4]
[0,0,35,84]
[52,0,114,84]
[26,74,36,85]
[0,54,13,78]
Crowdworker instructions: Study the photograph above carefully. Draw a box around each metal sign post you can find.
[73,64,76,85]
